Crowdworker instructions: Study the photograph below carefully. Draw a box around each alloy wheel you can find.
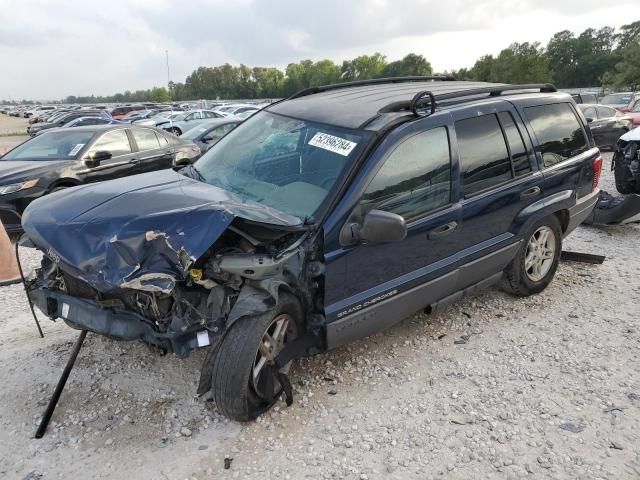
[524,225,556,282]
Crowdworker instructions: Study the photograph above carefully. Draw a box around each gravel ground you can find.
[0,152,639,479]
[0,115,29,154]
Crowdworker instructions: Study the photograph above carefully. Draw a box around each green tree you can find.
[149,86,171,102]
[341,53,387,81]
[468,55,495,81]
[609,42,640,90]
[468,43,552,84]
[382,53,433,77]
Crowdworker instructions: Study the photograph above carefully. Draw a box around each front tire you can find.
[211,293,302,421]
[501,215,562,296]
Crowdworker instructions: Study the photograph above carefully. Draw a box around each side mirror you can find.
[85,150,112,167]
[621,108,631,113]
[586,117,594,123]
[341,209,407,245]
[202,135,213,143]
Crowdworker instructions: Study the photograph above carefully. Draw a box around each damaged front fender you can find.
[22,169,303,293]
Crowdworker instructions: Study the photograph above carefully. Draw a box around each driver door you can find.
[322,118,462,347]
[82,128,137,182]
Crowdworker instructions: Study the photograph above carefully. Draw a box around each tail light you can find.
[592,155,603,190]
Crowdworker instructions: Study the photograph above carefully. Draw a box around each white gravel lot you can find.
[0,152,639,480]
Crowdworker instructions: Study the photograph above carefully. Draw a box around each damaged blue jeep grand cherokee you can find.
[22,78,602,421]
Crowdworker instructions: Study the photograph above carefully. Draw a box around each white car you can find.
[25,105,57,118]
[213,104,262,117]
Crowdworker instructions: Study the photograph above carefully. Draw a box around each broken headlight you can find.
[0,179,39,195]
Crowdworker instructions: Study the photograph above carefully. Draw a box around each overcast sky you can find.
[2,0,639,100]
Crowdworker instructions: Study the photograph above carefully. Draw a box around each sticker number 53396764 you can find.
[308,132,357,157]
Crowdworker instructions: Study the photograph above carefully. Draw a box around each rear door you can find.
[451,102,542,290]
[130,128,173,173]
[595,106,619,146]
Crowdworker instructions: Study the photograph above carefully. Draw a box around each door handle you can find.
[520,186,541,199]
[129,158,140,164]
[428,221,458,239]
[590,125,603,129]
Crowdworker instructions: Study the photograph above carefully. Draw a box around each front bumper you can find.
[29,287,217,356]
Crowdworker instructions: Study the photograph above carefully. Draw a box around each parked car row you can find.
[0,125,202,235]
[27,110,116,136]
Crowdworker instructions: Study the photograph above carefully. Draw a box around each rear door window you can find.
[581,106,597,120]
[596,106,615,119]
[456,114,512,196]
[362,127,451,220]
[132,128,161,151]
[525,103,589,168]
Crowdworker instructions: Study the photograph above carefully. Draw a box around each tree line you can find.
[3,20,638,105]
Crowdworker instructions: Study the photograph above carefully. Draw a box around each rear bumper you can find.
[29,288,214,356]
[584,193,640,225]
[566,189,599,235]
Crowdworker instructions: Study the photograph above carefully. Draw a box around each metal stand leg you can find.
[35,330,88,439]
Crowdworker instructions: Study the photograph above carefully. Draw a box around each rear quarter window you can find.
[524,103,589,168]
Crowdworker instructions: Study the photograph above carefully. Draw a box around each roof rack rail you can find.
[381,83,558,117]
[288,76,456,100]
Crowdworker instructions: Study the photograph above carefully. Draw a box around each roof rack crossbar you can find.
[382,83,558,116]
[288,76,456,100]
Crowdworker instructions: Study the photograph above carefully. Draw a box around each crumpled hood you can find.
[0,160,73,184]
[22,169,302,293]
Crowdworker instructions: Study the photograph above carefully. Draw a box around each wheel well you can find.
[554,209,570,233]
[49,180,80,191]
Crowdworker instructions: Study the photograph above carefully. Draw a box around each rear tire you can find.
[211,293,302,421]
[501,215,562,296]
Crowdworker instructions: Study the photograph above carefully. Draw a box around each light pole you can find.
[166,50,171,100]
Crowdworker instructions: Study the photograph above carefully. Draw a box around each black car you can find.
[22,79,601,422]
[27,111,106,137]
[0,125,200,234]
[578,103,633,150]
[179,118,241,152]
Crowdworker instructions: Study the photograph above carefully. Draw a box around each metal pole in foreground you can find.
[15,239,44,338]
[35,330,88,439]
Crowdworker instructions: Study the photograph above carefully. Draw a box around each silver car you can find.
[159,110,227,136]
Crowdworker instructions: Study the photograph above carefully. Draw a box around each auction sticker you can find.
[68,144,85,156]
[308,132,357,156]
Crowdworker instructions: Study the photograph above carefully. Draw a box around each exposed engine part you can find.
[614,135,640,194]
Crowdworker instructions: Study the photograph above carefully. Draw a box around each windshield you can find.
[194,111,371,221]
[181,124,216,140]
[1,130,95,161]
[601,93,632,105]
[170,113,188,121]
[152,110,175,118]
